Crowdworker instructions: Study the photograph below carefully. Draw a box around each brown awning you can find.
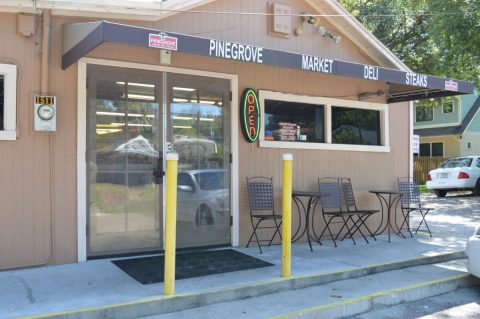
[62,21,474,103]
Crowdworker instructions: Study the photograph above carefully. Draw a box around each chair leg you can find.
[247,218,263,254]
[352,215,369,244]
[359,214,377,241]
[397,209,413,238]
[319,215,337,247]
[341,215,368,244]
[268,219,282,246]
[415,210,432,237]
[341,216,356,245]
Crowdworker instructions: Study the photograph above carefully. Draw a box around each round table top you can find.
[292,190,327,197]
[369,189,404,195]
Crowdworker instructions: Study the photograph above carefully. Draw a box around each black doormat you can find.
[112,249,274,284]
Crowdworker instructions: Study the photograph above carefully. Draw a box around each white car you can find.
[467,225,480,278]
[177,169,230,226]
[426,156,480,197]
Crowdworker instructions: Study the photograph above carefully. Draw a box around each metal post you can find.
[282,153,293,277]
[164,153,178,295]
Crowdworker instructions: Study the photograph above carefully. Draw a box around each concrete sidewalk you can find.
[1,193,479,319]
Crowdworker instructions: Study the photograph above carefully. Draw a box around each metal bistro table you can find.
[291,190,327,251]
[369,190,405,242]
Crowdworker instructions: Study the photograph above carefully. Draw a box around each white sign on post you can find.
[412,135,420,154]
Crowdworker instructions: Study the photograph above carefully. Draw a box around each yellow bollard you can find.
[164,152,178,295]
[282,153,293,277]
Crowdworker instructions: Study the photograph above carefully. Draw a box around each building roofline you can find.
[305,0,411,71]
[415,93,480,137]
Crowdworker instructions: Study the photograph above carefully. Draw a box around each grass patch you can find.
[419,184,432,193]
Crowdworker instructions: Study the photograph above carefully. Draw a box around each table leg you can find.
[306,196,316,252]
[291,196,306,243]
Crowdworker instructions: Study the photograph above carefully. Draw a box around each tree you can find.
[340,0,480,85]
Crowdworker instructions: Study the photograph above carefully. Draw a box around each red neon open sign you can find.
[240,88,260,143]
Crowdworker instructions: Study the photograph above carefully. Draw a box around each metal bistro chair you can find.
[317,177,364,246]
[397,177,433,237]
[246,177,282,254]
[340,178,379,243]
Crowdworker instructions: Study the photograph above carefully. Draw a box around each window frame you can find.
[0,64,17,140]
[442,100,454,114]
[415,105,434,122]
[258,90,389,152]
[431,142,443,157]
[419,143,431,156]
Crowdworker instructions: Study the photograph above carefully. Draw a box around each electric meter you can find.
[34,95,56,131]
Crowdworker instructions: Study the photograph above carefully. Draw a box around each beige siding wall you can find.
[0,13,78,269]
[460,133,480,156]
[420,136,460,157]
[0,0,410,269]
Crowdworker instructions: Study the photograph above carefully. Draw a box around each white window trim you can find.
[0,64,17,140]
[414,104,434,123]
[258,90,390,152]
[442,100,454,114]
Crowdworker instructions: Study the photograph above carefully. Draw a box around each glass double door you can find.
[87,65,231,257]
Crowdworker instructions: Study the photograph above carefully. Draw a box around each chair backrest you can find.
[246,176,275,212]
[340,177,357,212]
[397,177,421,208]
[318,177,342,212]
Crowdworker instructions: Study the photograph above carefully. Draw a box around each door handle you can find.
[153,157,165,184]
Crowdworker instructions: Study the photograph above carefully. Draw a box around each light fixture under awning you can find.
[62,21,474,103]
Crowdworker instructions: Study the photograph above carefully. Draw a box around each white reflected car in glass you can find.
[467,225,480,278]
[176,169,230,227]
[426,156,480,197]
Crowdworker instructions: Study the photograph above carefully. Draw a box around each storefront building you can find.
[0,0,473,269]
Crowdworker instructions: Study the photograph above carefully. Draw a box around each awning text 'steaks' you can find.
[62,21,474,103]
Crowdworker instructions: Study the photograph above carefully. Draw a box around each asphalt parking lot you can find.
[418,191,480,240]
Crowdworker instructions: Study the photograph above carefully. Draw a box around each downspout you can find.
[0,10,55,270]
[42,9,56,267]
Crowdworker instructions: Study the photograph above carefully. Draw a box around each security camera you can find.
[303,15,320,26]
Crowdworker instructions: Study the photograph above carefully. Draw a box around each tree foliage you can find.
[340,0,480,85]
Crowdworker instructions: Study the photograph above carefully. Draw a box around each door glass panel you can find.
[87,66,162,257]
[167,74,231,248]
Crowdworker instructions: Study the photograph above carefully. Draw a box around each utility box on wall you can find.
[34,95,57,131]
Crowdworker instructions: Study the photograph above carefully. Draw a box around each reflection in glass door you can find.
[87,66,163,257]
[86,66,232,257]
[168,74,231,248]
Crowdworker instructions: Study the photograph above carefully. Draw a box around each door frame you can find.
[77,57,239,262]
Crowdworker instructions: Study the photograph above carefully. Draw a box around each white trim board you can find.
[77,58,239,262]
[0,63,17,140]
[415,122,461,129]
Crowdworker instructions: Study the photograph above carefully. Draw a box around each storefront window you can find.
[264,100,324,143]
[332,107,380,145]
[259,90,388,152]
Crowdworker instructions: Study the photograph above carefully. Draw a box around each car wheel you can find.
[195,205,214,226]
[473,180,480,196]
[434,189,447,197]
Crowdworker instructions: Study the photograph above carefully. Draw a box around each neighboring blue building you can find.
[414,91,480,157]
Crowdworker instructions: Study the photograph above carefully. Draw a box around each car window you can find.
[194,172,226,190]
[178,173,195,189]
[477,158,480,168]
[440,157,473,168]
